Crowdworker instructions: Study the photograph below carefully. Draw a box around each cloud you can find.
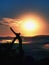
[2,18,15,23]
[0,17,21,27]
[0,17,22,36]
[0,22,4,25]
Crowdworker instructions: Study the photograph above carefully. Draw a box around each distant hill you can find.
[23,35,49,39]
[0,37,13,40]
[0,35,49,43]
[23,35,49,43]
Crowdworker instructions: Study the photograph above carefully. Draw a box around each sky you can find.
[0,0,49,37]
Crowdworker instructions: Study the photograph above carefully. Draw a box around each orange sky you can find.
[0,12,49,37]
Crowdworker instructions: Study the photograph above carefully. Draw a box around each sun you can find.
[22,19,37,31]
[14,13,46,37]
[20,19,39,37]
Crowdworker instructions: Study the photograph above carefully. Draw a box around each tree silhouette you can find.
[10,27,24,60]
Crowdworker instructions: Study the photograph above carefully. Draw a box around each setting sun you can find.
[17,13,47,37]
[20,18,39,37]
[1,13,47,37]
[21,19,37,31]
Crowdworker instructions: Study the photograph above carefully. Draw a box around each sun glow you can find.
[13,13,47,37]
[20,18,40,37]
[22,19,38,31]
